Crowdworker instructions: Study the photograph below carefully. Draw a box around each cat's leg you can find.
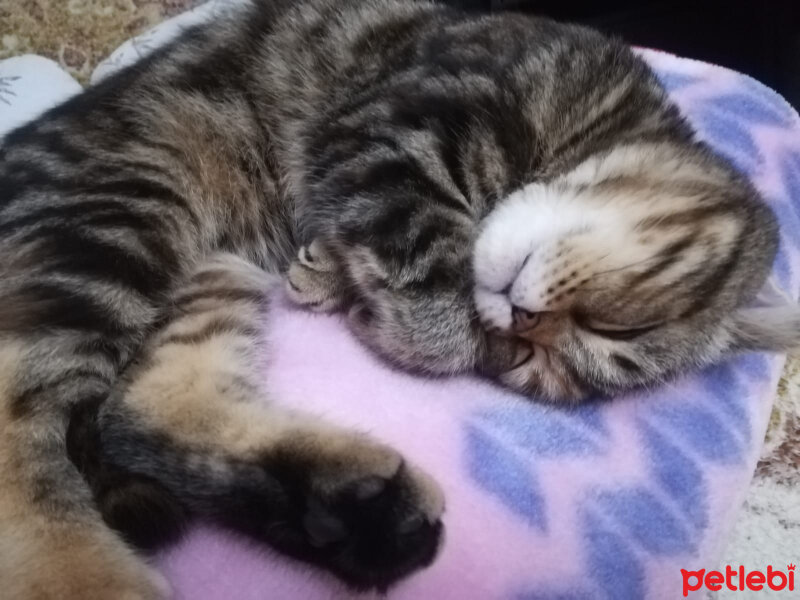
[0,338,170,600]
[70,254,444,591]
[285,239,350,311]
[0,169,202,599]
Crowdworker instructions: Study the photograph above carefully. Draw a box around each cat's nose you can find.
[511,306,541,331]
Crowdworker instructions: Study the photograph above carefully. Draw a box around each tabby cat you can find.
[0,0,793,597]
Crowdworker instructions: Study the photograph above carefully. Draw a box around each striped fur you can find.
[68,254,443,590]
[280,1,785,401]
[0,0,788,596]
[471,142,779,399]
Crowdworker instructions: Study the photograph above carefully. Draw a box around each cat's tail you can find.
[731,305,800,352]
[0,308,171,600]
[729,275,800,352]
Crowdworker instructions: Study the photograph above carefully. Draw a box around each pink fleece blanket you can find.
[2,2,799,598]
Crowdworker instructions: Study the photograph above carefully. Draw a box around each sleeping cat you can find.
[0,0,793,597]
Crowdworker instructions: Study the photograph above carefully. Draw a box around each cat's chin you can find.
[479,334,565,399]
[479,333,523,377]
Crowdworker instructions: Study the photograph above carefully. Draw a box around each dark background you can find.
[445,0,800,110]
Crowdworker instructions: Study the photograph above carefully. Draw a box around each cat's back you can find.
[274,0,689,226]
[0,5,299,274]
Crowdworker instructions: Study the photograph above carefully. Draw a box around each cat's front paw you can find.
[263,431,444,591]
[286,240,348,312]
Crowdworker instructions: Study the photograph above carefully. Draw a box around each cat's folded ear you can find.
[730,304,800,352]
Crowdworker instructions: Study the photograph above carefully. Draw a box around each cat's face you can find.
[474,144,782,401]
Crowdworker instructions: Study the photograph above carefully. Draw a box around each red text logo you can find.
[681,564,795,596]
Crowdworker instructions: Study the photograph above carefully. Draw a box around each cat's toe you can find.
[286,241,347,311]
[474,287,513,333]
[298,239,337,271]
[264,435,444,591]
[286,260,339,311]
[301,462,444,590]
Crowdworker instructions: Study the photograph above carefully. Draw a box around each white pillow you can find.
[0,0,246,140]
[91,0,247,84]
[0,55,81,138]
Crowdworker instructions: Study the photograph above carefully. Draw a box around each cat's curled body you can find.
[0,0,791,597]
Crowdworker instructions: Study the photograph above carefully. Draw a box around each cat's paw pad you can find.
[286,240,347,312]
[270,434,444,591]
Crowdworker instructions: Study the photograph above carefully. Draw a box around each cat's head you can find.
[474,142,793,401]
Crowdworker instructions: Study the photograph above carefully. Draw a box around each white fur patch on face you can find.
[472,143,723,326]
[474,287,513,332]
[473,180,636,319]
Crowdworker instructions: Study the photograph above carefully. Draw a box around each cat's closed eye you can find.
[579,319,663,341]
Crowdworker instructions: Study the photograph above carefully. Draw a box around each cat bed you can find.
[2,1,799,598]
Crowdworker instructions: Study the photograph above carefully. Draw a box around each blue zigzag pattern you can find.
[464,65,797,599]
